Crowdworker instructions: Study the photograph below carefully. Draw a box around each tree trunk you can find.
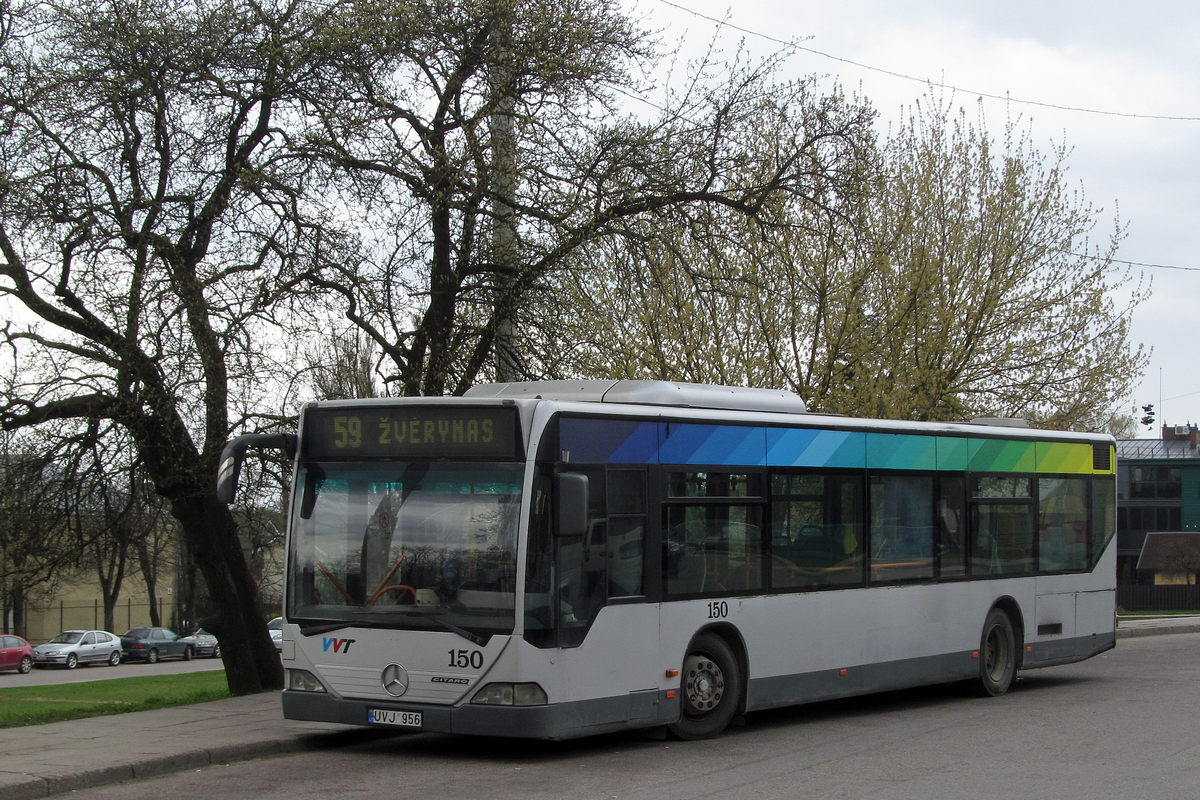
[169,489,283,693]
[132,411,283,694]
[136,540,162,627]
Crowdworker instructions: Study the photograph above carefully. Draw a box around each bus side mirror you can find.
[555,473,589,538]
[216,433,297,504]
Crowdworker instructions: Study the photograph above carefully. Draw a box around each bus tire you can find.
[669,632,742,740]
[976,608,1017,697]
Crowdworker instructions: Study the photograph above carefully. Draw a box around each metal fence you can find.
[20,599,173,643]
[1117,584,1200,612]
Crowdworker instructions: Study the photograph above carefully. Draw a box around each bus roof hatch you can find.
[465,380,808,415]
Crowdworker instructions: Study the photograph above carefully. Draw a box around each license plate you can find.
[367,709,422,728]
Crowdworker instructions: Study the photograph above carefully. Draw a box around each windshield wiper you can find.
[297,610,490,646]
[297,620,360,636]
[428,616,489,647]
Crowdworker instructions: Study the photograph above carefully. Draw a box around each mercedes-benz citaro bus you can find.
[216,380,1116,740]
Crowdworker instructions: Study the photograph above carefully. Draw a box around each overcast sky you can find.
[4,2,1194,432]
[638,0,1200,432]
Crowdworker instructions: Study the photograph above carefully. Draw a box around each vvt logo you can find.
[322,637,356,653]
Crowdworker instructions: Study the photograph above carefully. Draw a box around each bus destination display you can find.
[301,406,519,459]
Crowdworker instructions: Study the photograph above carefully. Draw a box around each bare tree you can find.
[60,428,177,633]
[288,6,877,395]
[0,431,76,636]
[1,0,875,690]
[0,0,374,691]
[305,329,381,401]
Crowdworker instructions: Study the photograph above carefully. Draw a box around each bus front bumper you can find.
[281,688,671,740]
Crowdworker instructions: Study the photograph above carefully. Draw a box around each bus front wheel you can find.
[669,632,741,740]
[976,608,1017,696]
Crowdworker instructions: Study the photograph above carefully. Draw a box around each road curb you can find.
[1116,621,1200,639]
[4,775,48,800]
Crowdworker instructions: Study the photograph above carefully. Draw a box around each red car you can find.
[0,634,35,674]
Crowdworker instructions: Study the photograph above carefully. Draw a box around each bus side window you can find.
[937,476,967,577]
[770,472,863,589]
[557,467,607,646]
[523,472,555,647]
[1038,477,1088,572]
[869,475,934,582]
[607,468,647,597]
[608,518,644,597]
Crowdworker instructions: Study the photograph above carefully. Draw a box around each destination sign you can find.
[301,406,520,459]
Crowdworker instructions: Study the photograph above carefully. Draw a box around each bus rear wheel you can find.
[976,608,1017,696]
[669,632,741,740]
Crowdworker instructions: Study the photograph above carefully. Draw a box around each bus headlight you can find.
[287,669,328,693]
[470,682,547,706]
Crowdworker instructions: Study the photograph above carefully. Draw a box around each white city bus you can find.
[217,380,1116,739]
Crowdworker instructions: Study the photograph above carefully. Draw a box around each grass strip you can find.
[0,670,231,728]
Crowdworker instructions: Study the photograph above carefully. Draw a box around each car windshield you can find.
[48,631,83,644]
[287,460,522,642]
[124,628,149,638]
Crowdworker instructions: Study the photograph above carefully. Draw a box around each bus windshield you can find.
[286,460,523,642]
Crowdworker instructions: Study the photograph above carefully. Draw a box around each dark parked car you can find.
[0,634,35,674]
[179,628,221,658]
[32,630,123,669]
[120,627,193,663]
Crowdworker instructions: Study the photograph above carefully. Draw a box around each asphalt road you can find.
[51,632,1200,800]
[5,654,224,687]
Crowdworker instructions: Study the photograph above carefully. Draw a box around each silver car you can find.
[267,617,283,651]
[180,628,221,658]
[32,629,123,669]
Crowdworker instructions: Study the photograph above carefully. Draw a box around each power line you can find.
[655,0,1200,123]
[653,0,1200,274]
[1093,255,1200,274]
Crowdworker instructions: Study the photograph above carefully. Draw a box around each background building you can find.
[1116,423,1200,608]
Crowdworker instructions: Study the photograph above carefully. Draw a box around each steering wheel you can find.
[366,584,417,606]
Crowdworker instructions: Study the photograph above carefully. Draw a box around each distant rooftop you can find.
[1117,422,1199,461]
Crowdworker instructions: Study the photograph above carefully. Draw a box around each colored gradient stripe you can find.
[661,424,765,466]
[558,418,1109,474]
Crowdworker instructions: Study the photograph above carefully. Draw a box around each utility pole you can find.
[490,3,519,383]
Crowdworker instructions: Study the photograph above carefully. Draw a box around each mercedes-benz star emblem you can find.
[381,663,410,697]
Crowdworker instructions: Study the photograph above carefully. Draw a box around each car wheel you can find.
[65,653,78,669]
[183,646,193,661]
[147,648,159,664]
[19,655,33,674]
[212,644,222,659]
[108,650,121,666]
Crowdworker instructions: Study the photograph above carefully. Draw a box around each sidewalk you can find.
[0,692,356,800]
[2,618,1197,800]
[1116,613,1200,638]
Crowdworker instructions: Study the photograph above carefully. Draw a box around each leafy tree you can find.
[551,95,1147,430]
[841,99,1148,427]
